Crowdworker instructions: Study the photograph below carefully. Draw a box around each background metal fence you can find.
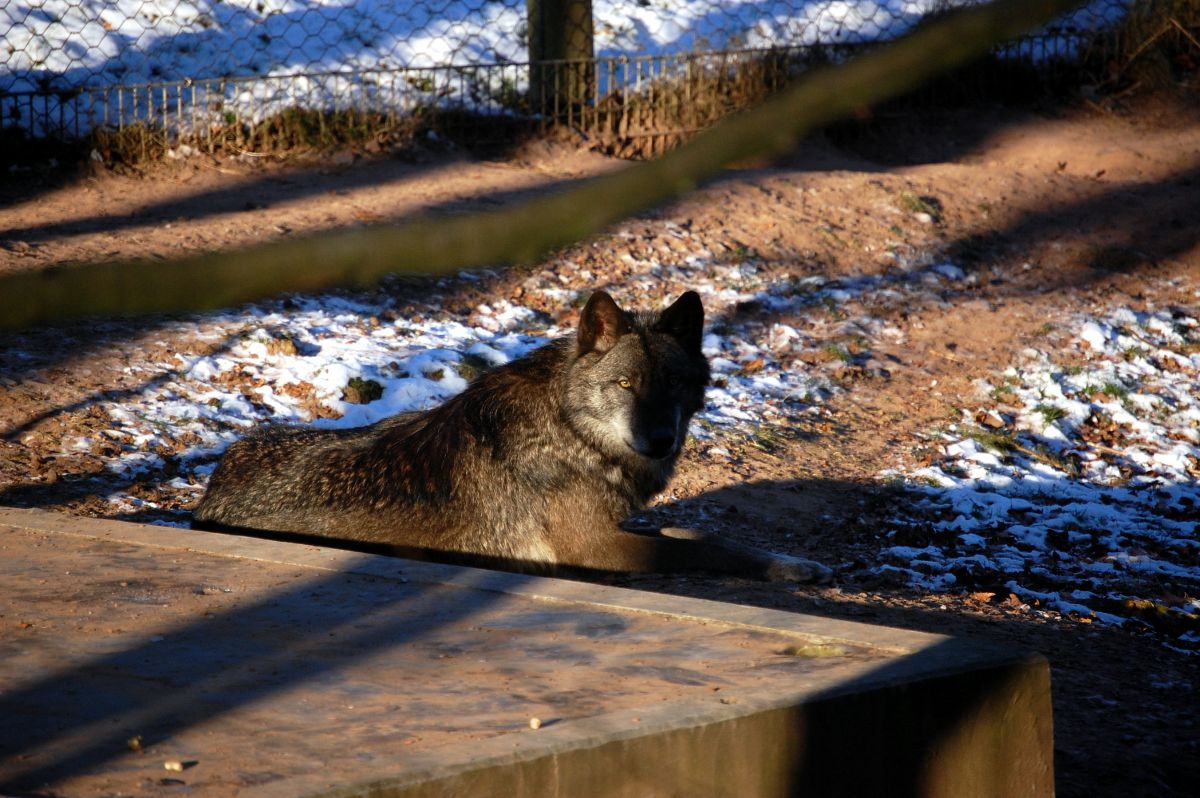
[1,1,1135,156]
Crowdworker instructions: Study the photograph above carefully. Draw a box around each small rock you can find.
[974,408,1006,429]
[863,358,892,379]
[528,717,542,730]
[342,377,384,404]
[832,362,868,381]
[265,334,299,357]
[779,643,846,658]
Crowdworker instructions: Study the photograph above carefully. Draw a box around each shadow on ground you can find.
[0,543,519,793]
[0,99,1195,385]
[0,475,1195,796]
[1,100,1198,797]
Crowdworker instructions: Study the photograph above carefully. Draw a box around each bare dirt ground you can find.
[2,93,1199,796]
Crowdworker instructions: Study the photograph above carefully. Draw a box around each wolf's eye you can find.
[617,377,632,390]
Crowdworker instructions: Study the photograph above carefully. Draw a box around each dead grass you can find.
[1090,0,1200,91]
[86,106,529,167]
[588,47,821,159]
[91,108,428,167]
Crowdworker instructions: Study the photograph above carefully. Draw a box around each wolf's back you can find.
[192,423,347,529]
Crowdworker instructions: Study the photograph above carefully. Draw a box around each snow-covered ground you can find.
[2,0,1131,136]
[45,228,1196,651]
[880,301,1200,649]
[88,259,838,497]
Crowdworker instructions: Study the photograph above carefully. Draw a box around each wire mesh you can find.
[0,1,1137,152]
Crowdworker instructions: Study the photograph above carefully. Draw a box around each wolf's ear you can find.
[578,291,631,356]
[654,291,704,352]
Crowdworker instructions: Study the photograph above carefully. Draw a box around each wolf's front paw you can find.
[766,554,833,584]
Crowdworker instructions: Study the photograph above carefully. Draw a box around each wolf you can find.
[193,290,829,582]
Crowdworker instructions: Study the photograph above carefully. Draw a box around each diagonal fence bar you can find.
[0,0,1086,330]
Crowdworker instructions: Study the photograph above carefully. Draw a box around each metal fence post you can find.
[527,0,595,122]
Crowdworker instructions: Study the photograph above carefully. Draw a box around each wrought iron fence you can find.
[1,1,1135,154]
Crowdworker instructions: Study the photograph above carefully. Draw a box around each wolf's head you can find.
[564,291,711,463]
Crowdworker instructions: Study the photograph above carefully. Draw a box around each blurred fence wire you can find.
[1,1,1134,156]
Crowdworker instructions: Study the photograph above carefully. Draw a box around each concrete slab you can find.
[0,507,1053,797]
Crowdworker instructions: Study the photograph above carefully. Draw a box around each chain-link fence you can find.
[1,1,1135,156]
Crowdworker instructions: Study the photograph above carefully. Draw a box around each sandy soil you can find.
[2,95,1199,796]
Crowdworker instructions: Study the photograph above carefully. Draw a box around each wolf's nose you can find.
[645,432,677,459]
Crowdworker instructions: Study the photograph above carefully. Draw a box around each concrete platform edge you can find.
[0,507,1054,798]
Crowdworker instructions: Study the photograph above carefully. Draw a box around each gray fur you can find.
[193,291,830,582]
